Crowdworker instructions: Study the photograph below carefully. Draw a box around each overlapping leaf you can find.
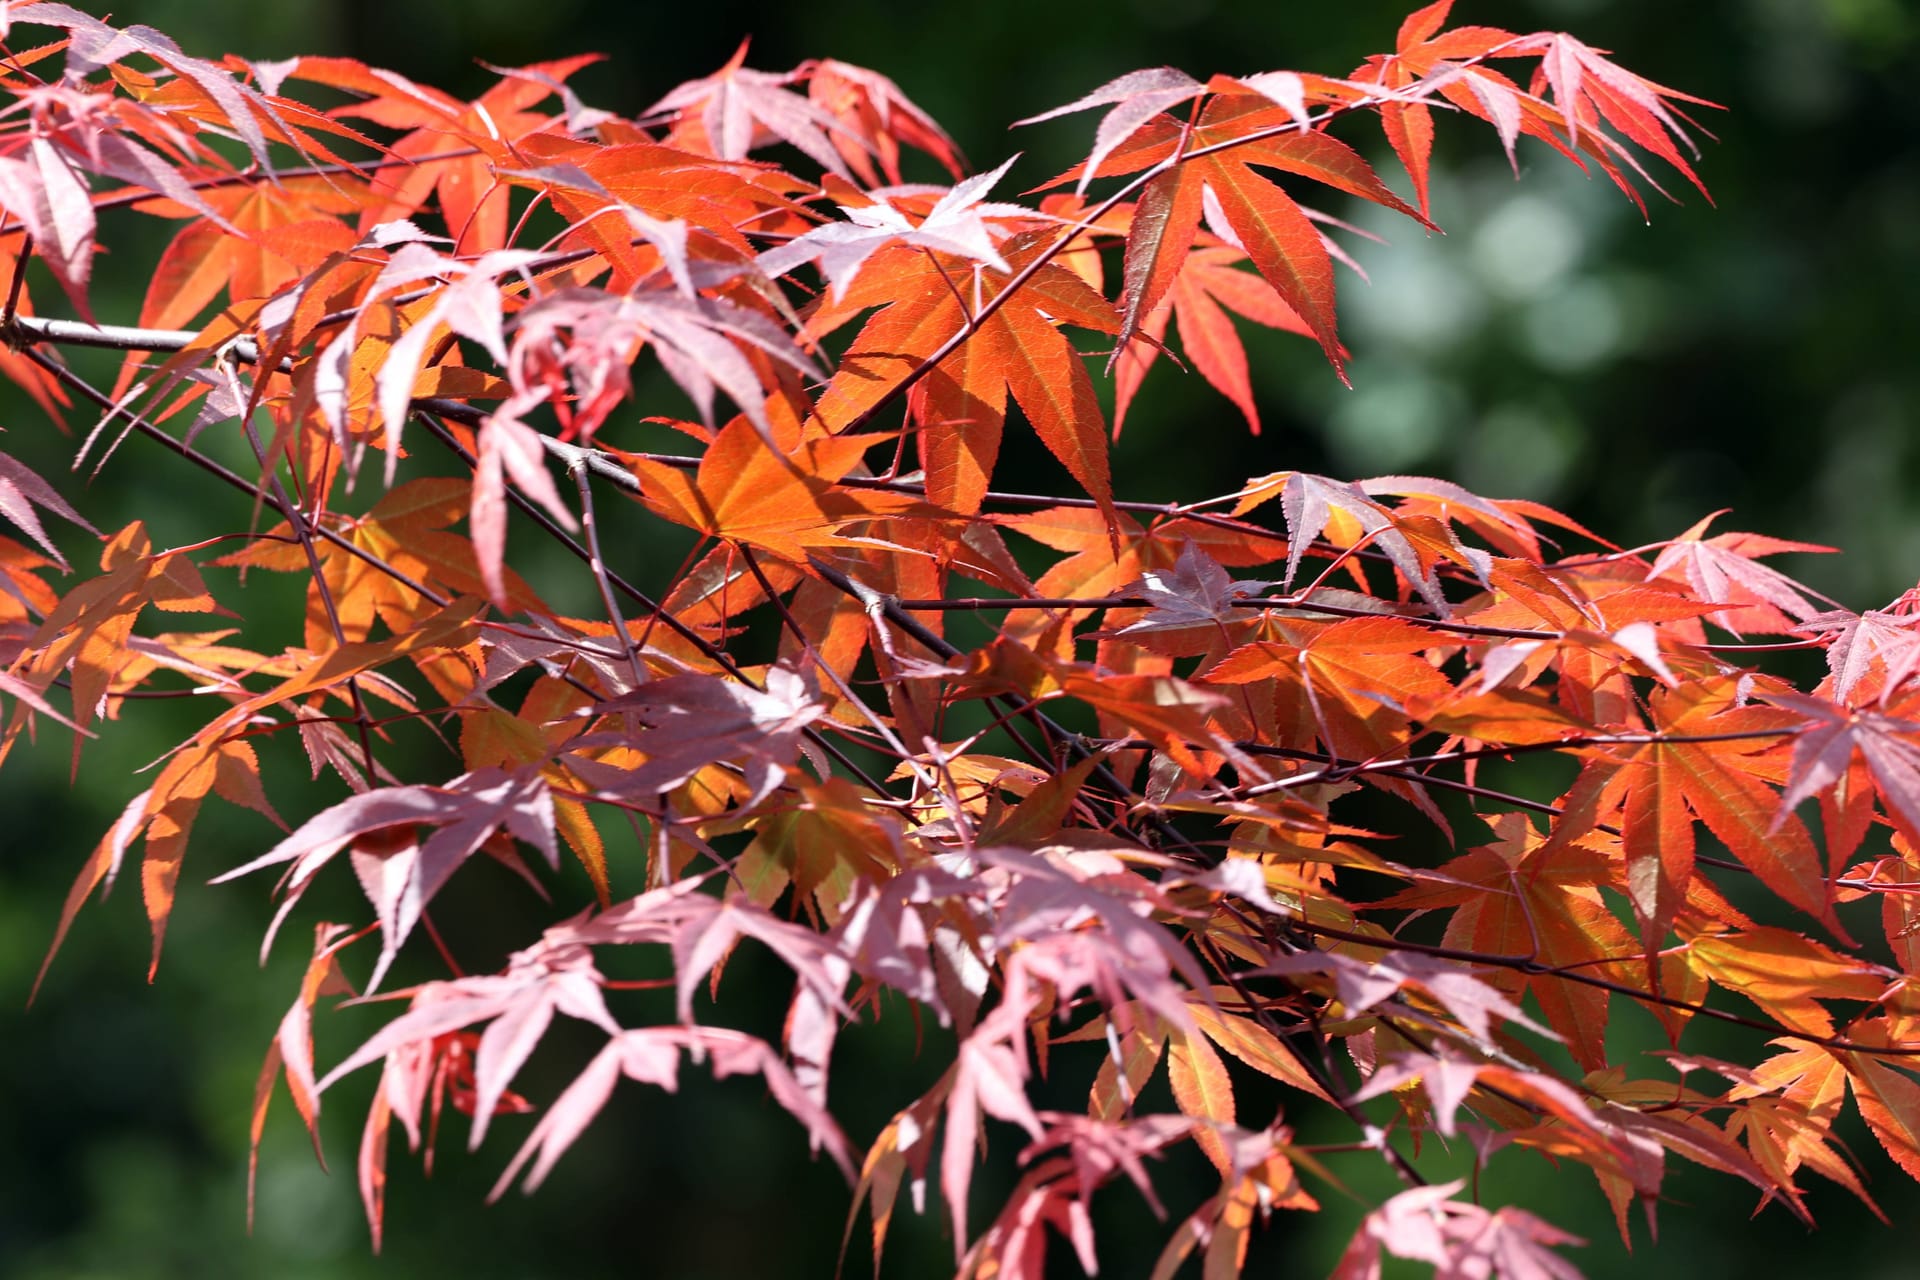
[8,9,1920,1279]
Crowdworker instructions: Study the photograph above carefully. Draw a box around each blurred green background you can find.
[4,0,1919,1276]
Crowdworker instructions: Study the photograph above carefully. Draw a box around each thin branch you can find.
[87,148,485,214]
[1287,916,1920,1059]
[805,554,1217,863]
[22,348,448,606]
[411,412,898,796]
[1194,931,1428,1190]
[733,545,910,799]
[2,232,30,327]
[219,359,383,777]
[557,439,651,692]
[821,44,1526,439]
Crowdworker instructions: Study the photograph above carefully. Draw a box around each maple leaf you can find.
[566,662,826,807]
[1523,31,1715,192]
[1348,3,1526,217]
[286,54,605,253]
[1260,938,1555,1050]
[479,59,615,137]
[491,1024,854,1198]
[211,765,559,989]
[986,845,1212,1036]
[756,154,1025,301]
[1796,602,1920,706]
[1111,241,1315,437]
[496,158,711,298]
[959,1113,1193,1280]
[1043,659,1256,781]
[825,863,988,1026]
[1351,5,1720,220]
[986,506,1287,658]
[555,875,853,1026]
[0,135,96,309]
[476,612,646,701]
[1207,615,1454,814]
[805,58,967,186]
[366,243,546,461]
[842,1078,954,1275]
[809,228,1120,520]
[1686,927,1890,1036]
[647,41,865,179]
[1014,68,1207,197]
[30,733,279,996]
[1182,997,1337,1103]
[625,426,923,611]
[1102,540,1272,642]
[1033,87,1429,377]
[1166,1025,1236,1173]
[0,449,97,569]
[300,241,583,613]
[504,282,823,450]
[1726,1040,1885,1214]
[1079,1018,1167,1122]
[1765,688,1920,848]
[1614,679,1843,939]
[1359,475,1549,562]
[133,175,372,336]
[1845,1041,1920,1186]
[323,935,617,1098]
[516,139,814,291]
[941,1000,1047,1253]
[216,477,547,648]
[0,661,81,734]
[303,232,552,481]
[1348,1046,1491,1138]
[1234,470,1448,611]
[15,7,370,199]
[249,921,362,1227]
[1366,813,1629,1068]
[1333,1180,1585,1280]
[14,520,226,741]
[315,934,622,1242]
[1645,515,1834,638]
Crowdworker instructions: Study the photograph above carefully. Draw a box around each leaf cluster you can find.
[3,3,1918,1276]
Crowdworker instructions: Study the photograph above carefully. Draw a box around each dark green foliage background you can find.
[3,1,1918,1276]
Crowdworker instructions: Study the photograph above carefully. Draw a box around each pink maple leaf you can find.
[942,1000,1047,1254]
[983,845,1212,1035]
[647,40,866,179]
[1764,689,1920,845]
[1014,67,1207,196]
[960,1113,1193,1278]
[805,58,966,185]
[489,1025,854,1197]
[1333,1180,1585,1280]
[756,154,1028,301]
[1105,540,1273,639]
[0,448,97,569]
[1796,601,1920,705]
[504,282,822,449]
[566,663,826,808]
[557,875,853,1025]
[1521,30,1716,200]
[1646,515,1834,637]
[1258,948,1554,1046]
[212,766,558,989]
[320,933,619,1150]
